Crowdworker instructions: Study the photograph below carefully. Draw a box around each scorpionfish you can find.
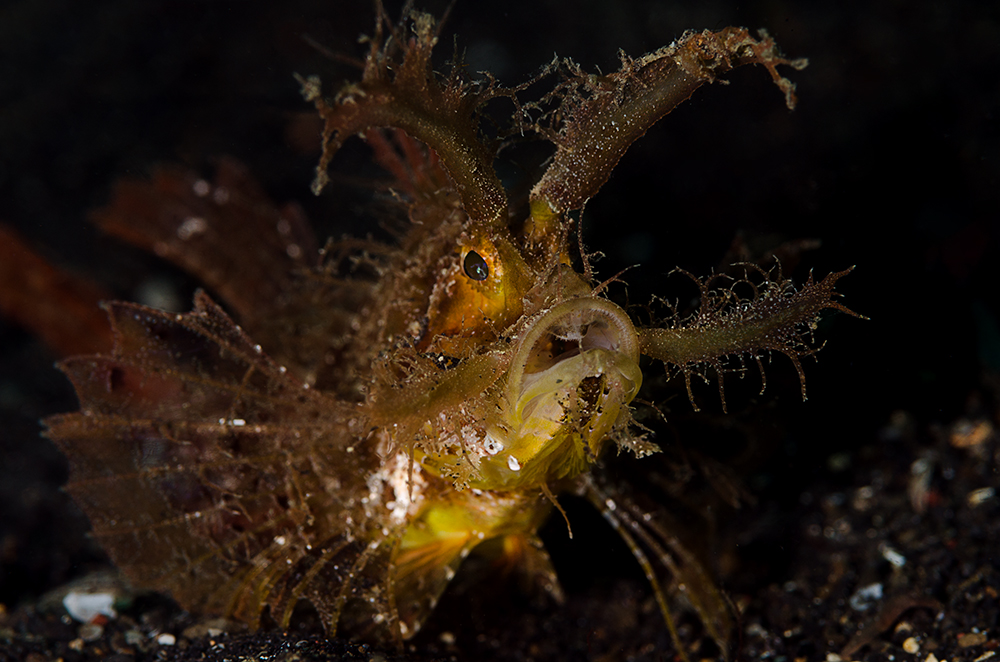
[42,8,859,656]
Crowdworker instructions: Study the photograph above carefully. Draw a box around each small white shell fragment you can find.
[848,582,883,611]
[156,633,176,646]
[880,543,907,568]
[507,454,521,471]
[909,456,933,513]
[967,487,995,507]
[62,591,117,623]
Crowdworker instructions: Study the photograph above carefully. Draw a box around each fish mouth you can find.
[480,297,642,488]
[514,298,640,414]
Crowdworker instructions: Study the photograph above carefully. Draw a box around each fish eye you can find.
[463,250,489,281]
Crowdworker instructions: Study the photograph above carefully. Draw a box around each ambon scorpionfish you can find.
[40,8,860,658]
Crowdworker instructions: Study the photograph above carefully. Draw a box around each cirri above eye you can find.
[463,250,489,281]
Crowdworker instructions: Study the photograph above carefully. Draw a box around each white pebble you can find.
[62,591,117,623]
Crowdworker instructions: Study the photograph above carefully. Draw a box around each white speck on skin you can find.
[366,451,426,523]
[483,433,504,456]
[176,216,208,241]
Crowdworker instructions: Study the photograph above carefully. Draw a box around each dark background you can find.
[1,0,997,659]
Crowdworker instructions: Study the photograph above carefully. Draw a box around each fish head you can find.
[414,277,649,492]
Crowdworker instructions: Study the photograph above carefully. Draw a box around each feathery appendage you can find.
[638,266,863,412]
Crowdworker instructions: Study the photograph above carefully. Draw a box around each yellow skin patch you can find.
[423,227,534,346]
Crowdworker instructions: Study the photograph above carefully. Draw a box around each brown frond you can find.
[44,294,386,636]
[300,10,511,227]
[529,28,807,225]
[638,266,863,412]
[91,158,318,331]
[580,474,734,661]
